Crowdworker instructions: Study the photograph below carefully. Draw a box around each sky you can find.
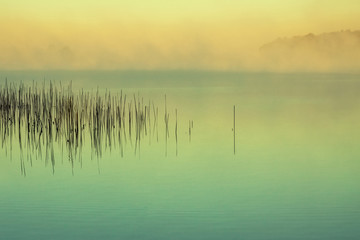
[0,0,359,71]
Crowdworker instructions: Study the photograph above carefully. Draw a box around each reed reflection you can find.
[0,81,190,175]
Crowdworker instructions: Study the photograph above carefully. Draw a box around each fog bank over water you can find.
[260,30,360,72]
[1,29,359,73]
[1,0,360,72]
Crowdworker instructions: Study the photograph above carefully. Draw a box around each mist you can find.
[0,18,359,72]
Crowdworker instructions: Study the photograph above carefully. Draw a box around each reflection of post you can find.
[233,105,235,155]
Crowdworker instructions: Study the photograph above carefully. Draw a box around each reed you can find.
[0,81,190,175]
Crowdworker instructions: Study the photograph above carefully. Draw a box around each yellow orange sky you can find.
[0,0,359,70]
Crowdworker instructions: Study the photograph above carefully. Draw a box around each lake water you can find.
[1,71,360,239]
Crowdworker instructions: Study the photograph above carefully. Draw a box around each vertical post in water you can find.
[165,94,167,156]
[175,108,178,156]
[233,105,235,155]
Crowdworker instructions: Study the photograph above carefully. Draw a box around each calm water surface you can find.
[1,71,360,239]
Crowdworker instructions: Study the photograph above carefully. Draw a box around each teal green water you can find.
[1,71,360,239]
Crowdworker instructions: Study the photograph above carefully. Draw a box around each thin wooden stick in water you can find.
[189,120,191,142]
[164,94,167,156]
[233,105,235,155]
[175,108,178,156]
